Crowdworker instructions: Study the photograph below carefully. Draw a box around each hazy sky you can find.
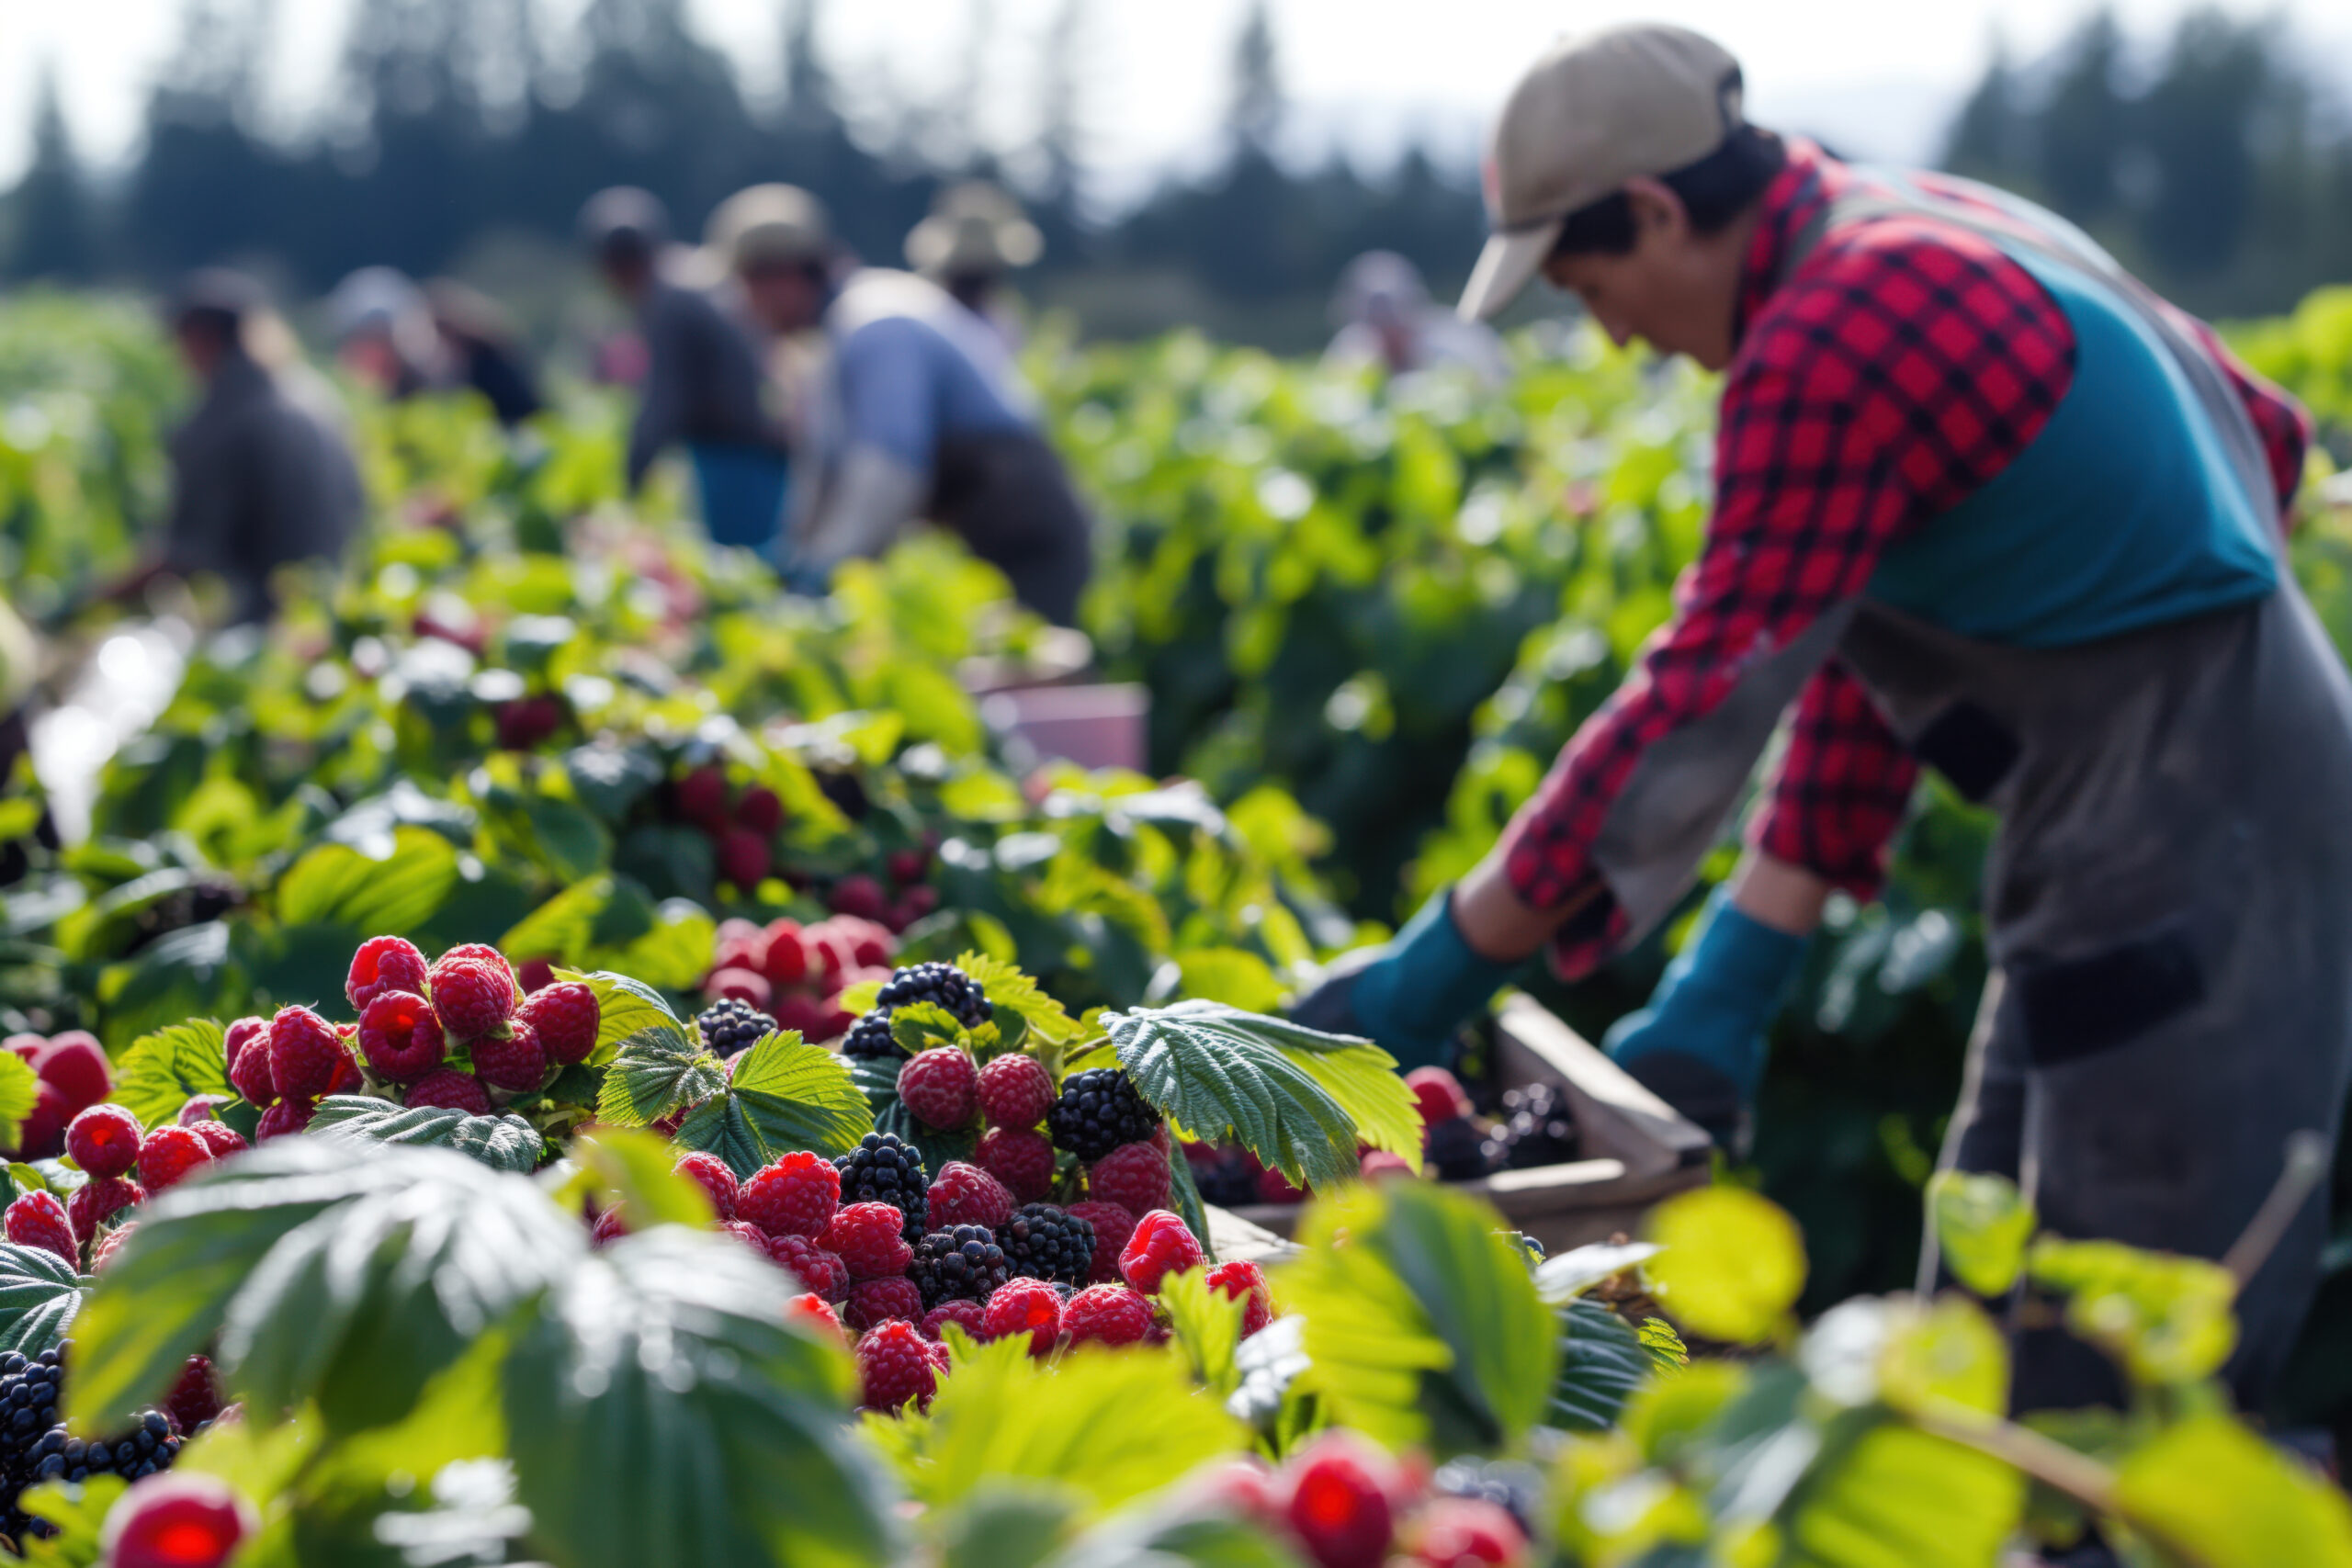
[0,0,2338,198]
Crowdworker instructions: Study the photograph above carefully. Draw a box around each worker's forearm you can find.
[1451,843,1827,962]
[1727,851,1830,936]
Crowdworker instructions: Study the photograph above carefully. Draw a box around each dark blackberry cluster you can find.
[1427,1116,1497,1182]
[1185,1147,1259,1208]
[832,1131,929,1243]
[909,1225,1012,1308]
[695,998,776,1059]
[997,1203,1094,1287]
[841,1010,907,1062]
[1046,1068,1161,1163]
[876,964,992,1031]
[1486,1083,1579,1170]
[0,1348,184,1540]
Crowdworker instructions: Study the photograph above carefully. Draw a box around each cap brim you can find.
[1456,219,1561,322]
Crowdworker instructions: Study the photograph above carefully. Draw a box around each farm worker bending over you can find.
[1290,23,2346,1421]
[715,184,1095,626]
[579,186,790,554]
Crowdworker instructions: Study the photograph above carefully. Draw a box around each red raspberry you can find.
[767,1234,850,1302]
[254,1099,316,1141]
[785,1292,843,1340]
[92,1223,137,1272]
[1281,1431,1399,1568]
[897,1048,979,1131]
[976,1127,1057,1202]
[515,957,558,994]
[920,1299,988,1342]
[266,1006,341,1102]
[164,1353,224,1434]
[977,1054,1056,1131]
[34,1032,111,1113]
[5,1191,75,1267]
[705,968,771,1010]
[1087,1141,1170,1216]
[175,1095,225,1126]
[1060,1283,1155,1348]
[828,876,888,923]
[68,1175,142,1243]
[673,1151,739,1221]
[926,1161,1014,1230]
[717,829,773,890]
[440,944,516,987]
[739,1151,842,1240]
[1360,1150,1414,1181]
[855,1319,940,1412]
[101,1472,252,1568]
[982,1277,1065,1357]
[1119,1210,1206,1295]
[66,1103,144,1179]
[186,1122,247,1158]
[590,1207,628,1247]
[1067,1201,1136,1284]
[675,764,729,831]
[1404,1066,1472,1128]
[760,922,810,989]
[736,786,785,836]
[11,1082,69,1162]
[516,981,599,1066]
[346,935,429,1011]
[1206,1260,1276,1337]
[138,1125,211,1194]
[358,990,445,1083]
[721,1219,773,1255]
[471,1020,548,1094]
[821,1201,913,1280]
[1408,1497,1526,1566]
[843,1276,924,1333]
[224,1018,274,1106]
[429,956,515,1040]
[405,1068,490,1116]
[325,1039,366,1097]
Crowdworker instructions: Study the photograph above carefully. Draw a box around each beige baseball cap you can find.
[706,184,832,276]
[1457,23,1746,321]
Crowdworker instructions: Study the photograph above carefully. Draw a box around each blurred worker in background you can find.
[1291,22,2343,1446]
[578,186,788,553]
[905,180,1043,363]
[105,270,362,626]
[328,268,542,429]
[1322,251,1508,385]
[423,278,543,428]
[719,184,1092,625]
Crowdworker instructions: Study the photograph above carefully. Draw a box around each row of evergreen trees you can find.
[2,2,2346,332]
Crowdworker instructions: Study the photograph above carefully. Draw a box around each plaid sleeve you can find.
[2159,305,2313,520]
[1750,661,1918,894]
[1502,221,2073,978]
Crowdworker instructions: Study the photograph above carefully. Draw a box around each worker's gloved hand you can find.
[1288,889,1521,1073]
[1602,886,1809,1153]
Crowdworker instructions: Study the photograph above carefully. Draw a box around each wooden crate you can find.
[1213,994,1713,1255]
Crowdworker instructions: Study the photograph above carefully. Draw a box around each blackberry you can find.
[841,1010,908,1062]
[996,1203,1094,1287]
[1046,1068,1160,1163]
[0,1347,183,1540]
[908,1225,1012,1309]
[832,1132,929,1244]
[875,964,991,1032]
[1490,1083,1578,1169]
[695,998,777,1060]
[1187,1146,1259,1209]
[1426,1116,1497,1182]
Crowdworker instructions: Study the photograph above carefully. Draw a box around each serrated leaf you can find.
[501,875,614,969]
[956,952,1083,1048]
[307,1095,546,1173]
[1640,1317,1689,1371]
[1549,1297,1655,1433]
[850,1054,904,1109]
[1100,1002,1374,1190]
[839,978,884,1016]
[277,826,460,932]
[0,1051,38,1151]
[595,1026,727,1129]
[1160,1267,1245,1398]
[503,1226,893,1568]
[728,1033,876,1158]
[0,1244,84,1356]
[889,1002,967,1055]
[68,1141,583,1438]
[108,1019,232,1131]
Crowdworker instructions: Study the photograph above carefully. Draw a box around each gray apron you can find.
[929,431,1094,628]
[1587,177,2352,1413]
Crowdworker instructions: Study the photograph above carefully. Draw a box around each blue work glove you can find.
[1288,889,1521,1072]
[1603,886,1809,1151]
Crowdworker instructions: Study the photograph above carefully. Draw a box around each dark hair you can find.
[168,268,262,339]
[578,186,669,267]
[1551,125,1787,257]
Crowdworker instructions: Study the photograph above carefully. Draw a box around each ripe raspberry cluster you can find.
[5,1098,250,1270]
[701,914,899,1047]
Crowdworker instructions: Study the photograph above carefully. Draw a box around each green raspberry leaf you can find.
[596,1025,725,1130]
[309,1094,547,1174]
[109,1018,231,1131]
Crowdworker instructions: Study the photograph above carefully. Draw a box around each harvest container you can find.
[1212,993,1713,1255]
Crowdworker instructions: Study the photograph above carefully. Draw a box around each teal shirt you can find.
[1867,244,2278,647]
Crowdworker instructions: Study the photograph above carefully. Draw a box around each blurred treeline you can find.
[0,0,2347,346]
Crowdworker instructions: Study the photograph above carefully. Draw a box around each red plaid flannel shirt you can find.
[1502,141,2312,979]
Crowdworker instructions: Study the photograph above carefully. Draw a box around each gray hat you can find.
[707,184,831,275]
[906,181,1042,277]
